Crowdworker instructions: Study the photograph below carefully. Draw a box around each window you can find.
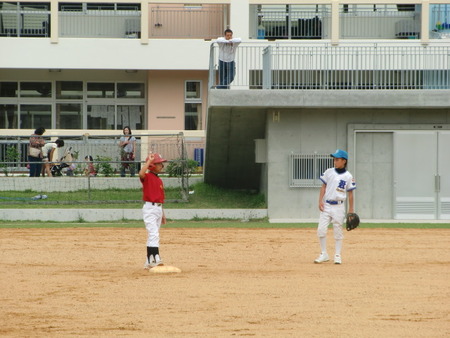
[56,81,83,99]
[20,82,52,98]
[2,80,145,130]
[185,81,202,130]
[0,82,18,97]
[56,103,82,129]
[20,104,51,129]
[117,83,145,98]
[87,83,114,98]
[117,105,143,130]
[0,105,18,129]
[289,153,333,187]
[87,105,115,130]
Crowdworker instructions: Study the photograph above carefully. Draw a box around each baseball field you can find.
[1,222,449,337]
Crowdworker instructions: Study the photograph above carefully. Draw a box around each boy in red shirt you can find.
[139,153,168,269]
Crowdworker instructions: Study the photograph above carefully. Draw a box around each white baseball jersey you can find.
[320,168,356,202]
[317,168,356,240]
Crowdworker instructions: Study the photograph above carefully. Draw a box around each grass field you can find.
[0,219,448,229]
[0,182,266,209]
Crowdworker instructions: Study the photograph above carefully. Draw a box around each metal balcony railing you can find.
[339,10,421,39]
[0,2,50,37]
[209,42,450,90]
[149,4,229,39]
[59,10,141,38]
[251,9,331,40]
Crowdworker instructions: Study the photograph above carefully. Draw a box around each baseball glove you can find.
[346,213,360,231]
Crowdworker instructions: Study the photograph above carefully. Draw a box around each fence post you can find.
[209,43,216,89]
[88,174,91,200]
[262,46,272,89]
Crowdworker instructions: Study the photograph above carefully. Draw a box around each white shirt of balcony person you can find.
[216,29,242,89]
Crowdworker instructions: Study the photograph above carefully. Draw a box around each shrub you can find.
[166,158,199,177]
[1,145,20,176]
[94,155,115,177]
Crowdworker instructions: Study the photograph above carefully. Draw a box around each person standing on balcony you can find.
[216,29,242,89]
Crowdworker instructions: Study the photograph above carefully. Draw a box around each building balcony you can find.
[209,42,450,91]
[1,1,449,42]
[250,3,450,41]
[0,1,229,40]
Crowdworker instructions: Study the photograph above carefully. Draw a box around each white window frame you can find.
[184,80,202,130]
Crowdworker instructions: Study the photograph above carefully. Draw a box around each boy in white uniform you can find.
[314,149,356,264]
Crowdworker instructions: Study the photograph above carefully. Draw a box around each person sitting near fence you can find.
[84,155,97,177]
[28,127,46,177]
[119,126,136,177]
[41,138,64,177]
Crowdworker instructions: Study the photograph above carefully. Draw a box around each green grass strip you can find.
[0,220,449,229]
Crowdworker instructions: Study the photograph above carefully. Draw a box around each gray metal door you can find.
[438,132,450,219]
[394,131,450,220]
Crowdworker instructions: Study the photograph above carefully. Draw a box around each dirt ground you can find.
[1,227,449,337]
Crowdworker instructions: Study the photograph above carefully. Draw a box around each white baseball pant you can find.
[143,202,163,247]
[317,203,345,240]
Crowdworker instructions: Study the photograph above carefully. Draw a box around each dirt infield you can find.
[1,227,449,337]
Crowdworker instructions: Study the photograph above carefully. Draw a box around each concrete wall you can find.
[147,70,208,130]
[0,176,203,192]
[266,108,450,222]
[0,39,212,70]
[204,107,266,190]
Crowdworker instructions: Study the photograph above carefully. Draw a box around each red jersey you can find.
[140,172,165,203]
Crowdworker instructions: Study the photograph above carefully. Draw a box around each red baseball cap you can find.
[146,153,167,164]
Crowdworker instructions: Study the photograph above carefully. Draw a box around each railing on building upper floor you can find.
[0,2,50,37]
[1,1,450,41]
[208,42,450,90]
[149,4,228,39]
[0,1,229,39]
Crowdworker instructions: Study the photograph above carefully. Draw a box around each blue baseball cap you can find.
[331,149,348,160]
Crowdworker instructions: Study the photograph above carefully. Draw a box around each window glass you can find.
[0,105,18,129]
[87,83,114,98]
[20,82,52,98]
[117,83,145,98]
[117,105,143,130]
[20,104,51,129]
[56,81,83,99]
[56,103,82,129]
[0,82,18,97]
[117,3,141,11]
[185,81,201,99]
[87,3,114,10]
[185,103,201,130]
[20,2,50,11]
[87,105,115,129]
[59,3,83,11]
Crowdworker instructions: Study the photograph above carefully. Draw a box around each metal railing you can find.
[149,4,228,39]
[339,10,420,39]
[0,6,50,37]
[251,9,331,40]
[59,10,141,38]
[209,42,450,90]
[0,133,205,176]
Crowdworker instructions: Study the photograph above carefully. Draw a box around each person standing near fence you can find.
[119,126,136,177]
[139,152,168,269]
[28,127,46,177]
[216,29,241,89]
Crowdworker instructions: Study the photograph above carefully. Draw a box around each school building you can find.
[1,0,450,221]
